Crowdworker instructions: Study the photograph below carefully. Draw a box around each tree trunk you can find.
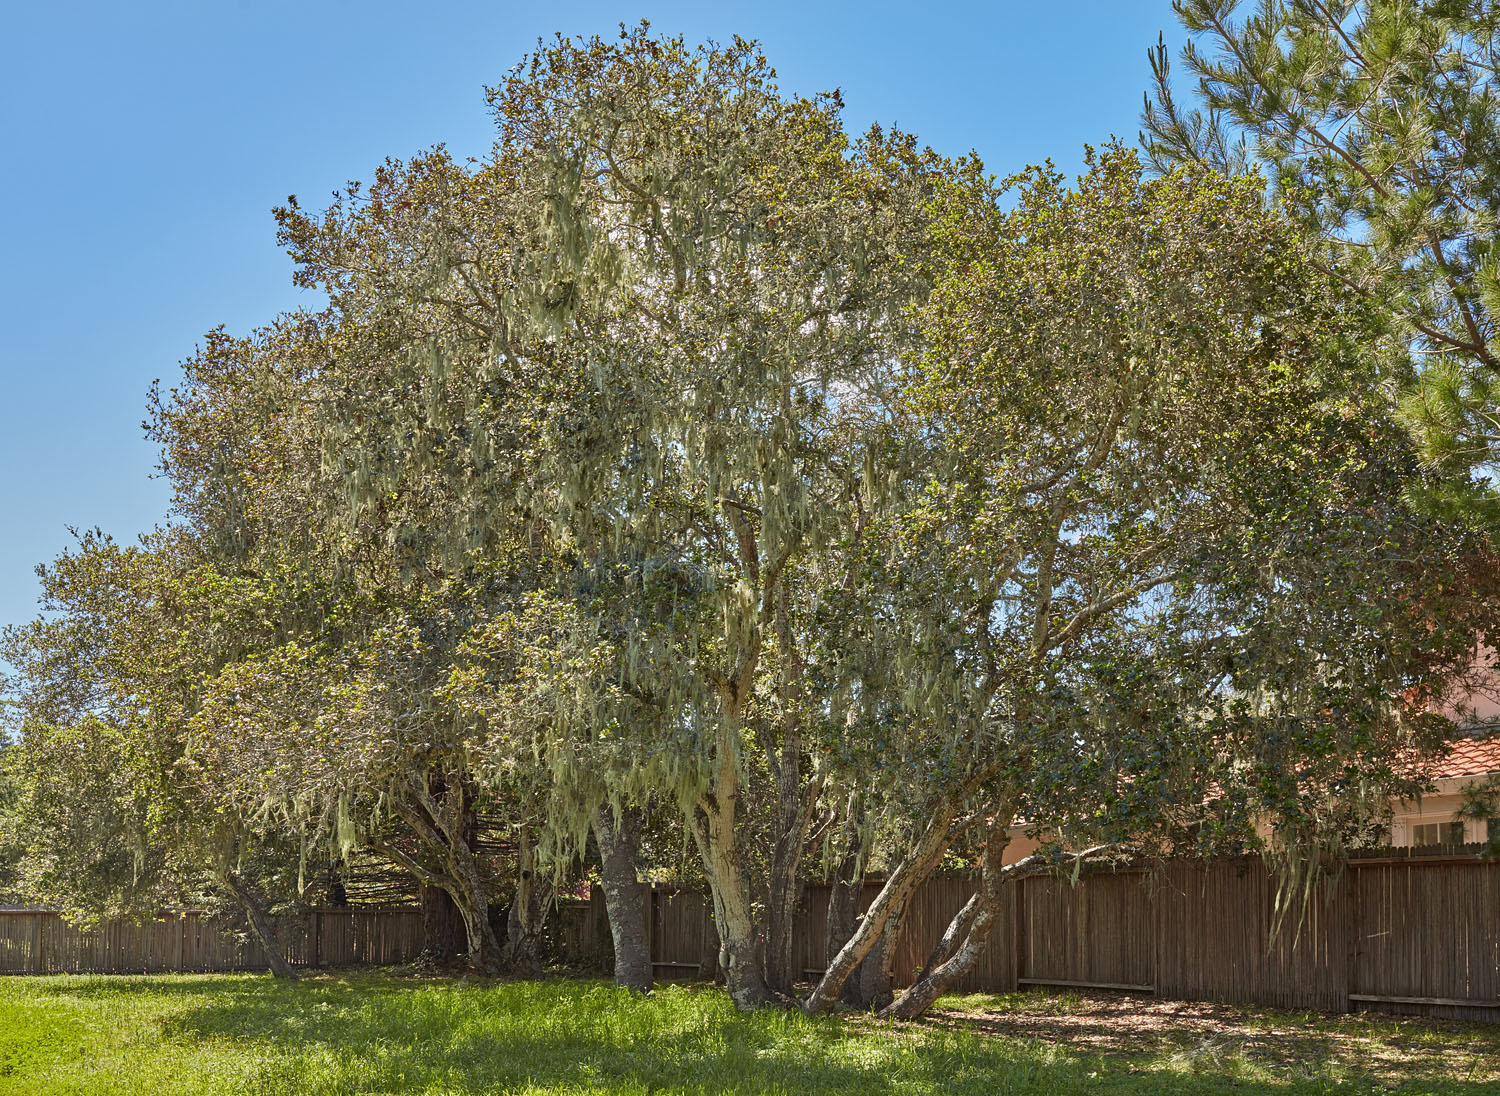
[763,589,824,995]
[690,787,770,1008]
[439,840,504,973]
[880,804,1067,1021]
[419,882,466,964]
[499,825,555,974]
[594,804,652,992]
[764,811,804,994]
[801,800,956,1014]
[385,772,506,973]
[823,792,889,1009]
[842,893,905,1010]
[880,899,1003,1019]
[223,871,299,981]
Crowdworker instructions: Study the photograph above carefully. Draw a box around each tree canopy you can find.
[2,23,1493,1018]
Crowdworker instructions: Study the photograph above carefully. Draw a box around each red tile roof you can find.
[1435,733,1500,779]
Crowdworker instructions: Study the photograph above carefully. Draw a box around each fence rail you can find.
[0,908,424,975]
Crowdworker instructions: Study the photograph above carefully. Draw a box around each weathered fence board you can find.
[0,908,424,975]
[1351,860,1500,1020]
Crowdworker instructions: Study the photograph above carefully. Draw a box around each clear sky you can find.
[0,1,1189,637]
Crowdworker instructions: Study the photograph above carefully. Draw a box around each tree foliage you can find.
[1144,0,1500,519]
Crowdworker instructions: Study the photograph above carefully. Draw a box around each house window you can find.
[1413,821,1466,846]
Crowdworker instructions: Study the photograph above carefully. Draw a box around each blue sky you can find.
[0,1,1189,636]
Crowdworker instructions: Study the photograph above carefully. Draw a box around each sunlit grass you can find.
[0,972,1494,1095]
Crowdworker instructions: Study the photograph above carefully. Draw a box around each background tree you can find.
[0,531,318,977]
[1144,0,1500,520]
[804,147,1491,1019]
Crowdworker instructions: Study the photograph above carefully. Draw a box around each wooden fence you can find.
[6,853,1496,1021]
[557,851,1500,1021]
[0,908,424,975]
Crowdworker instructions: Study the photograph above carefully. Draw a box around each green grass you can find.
[0,972,1495,1095]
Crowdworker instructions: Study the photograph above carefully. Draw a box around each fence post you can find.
[1344,866,1360,1013]
[31,913,44,974]
[1013,876,1026,990]
[647,884,657,972]
[313,910,323,969]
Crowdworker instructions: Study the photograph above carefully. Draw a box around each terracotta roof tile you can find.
[1435,733,1500,779]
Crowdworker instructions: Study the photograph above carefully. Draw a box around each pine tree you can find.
[1144,0,1500,522]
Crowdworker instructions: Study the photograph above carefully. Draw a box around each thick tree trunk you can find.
[593,804,652,992]
[223,871,299,980]
[764,757,825,994]
[499,826,553,974]
[801,800,956,1014]
[764,810,804,994]
[419,882,466,963]
[449,857,505,972]
[690,786,770,1008]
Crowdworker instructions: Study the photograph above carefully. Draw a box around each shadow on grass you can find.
[54,974,1475,1096]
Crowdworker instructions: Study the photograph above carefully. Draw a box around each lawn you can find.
[0,972,1495,1095]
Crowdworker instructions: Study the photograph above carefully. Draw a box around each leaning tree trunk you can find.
[594,804,652,992]
[844,894,907,1011]
[822,791,895,1010]
[222,871,299,981]
[880,809,1110,1020]
[881,802,1014,1020]
[881,892,1003,1019]
[802,798,957,1014]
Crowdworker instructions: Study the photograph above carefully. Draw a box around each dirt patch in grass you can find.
[924,990,1500,1088]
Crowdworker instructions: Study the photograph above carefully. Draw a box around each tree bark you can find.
[689,762,771,1008]
[222,871,299,980]
[594,804,652,992]
[499,825,553,974]
[419,882,466,964]
[801,799,956,1014]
